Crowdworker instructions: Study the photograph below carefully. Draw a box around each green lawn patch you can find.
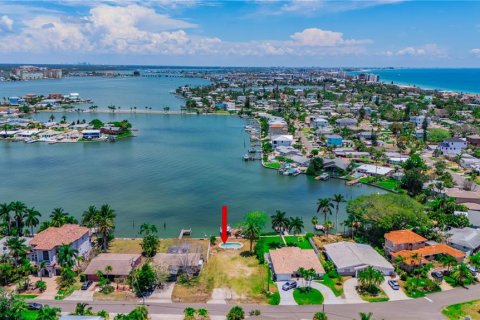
[358,288,389,303]
[264,162,281,169]
[405,277,440,298]
[376,178,401,191]
[442,299,480,320]
[255,236,284,263]
[444,276,476,288]
[268,291,280,305]
[293,288,324,305]
[319,275,343,297]
[21,310,39,320]
[17,294,38,299]
[284,236,313,249]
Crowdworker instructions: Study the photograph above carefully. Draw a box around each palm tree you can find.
[37,305,61,320]
[97,204,116,251]
[49,208,68,227]
[0,202,12,235]
[357,266,384,294]
[451,263,475,287]
[440,254,457,272]
[331,194,346,232]
[271,210,289,234]
[323,220,334,239]
[140,223,157,236]
[311,216,318,233]
[74,302,93,316]
[359,312,373,320]
[82,205,98,229]
[39,261,46,280]
[288,217,304,235]
[243,220,261,253]
[57,244,78,268]
[316,198,334,224]
[25,207,41,236]
[6,237,27,267]
[10,201,27,235]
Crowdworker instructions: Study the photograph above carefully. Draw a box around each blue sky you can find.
[0,0,479,67]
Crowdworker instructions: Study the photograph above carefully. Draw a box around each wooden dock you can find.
[179,228,192,239]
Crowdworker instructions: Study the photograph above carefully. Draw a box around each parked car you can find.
[28,303,43,310]
[388,280,400,290]
[81,280,93,290]
[467,265,477,276]
[431,271,444,280]
[282,280,297,291]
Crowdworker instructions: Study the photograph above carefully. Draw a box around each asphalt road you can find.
[34,284,480,320]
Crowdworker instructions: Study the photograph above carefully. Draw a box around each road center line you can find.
[424,297,433,303]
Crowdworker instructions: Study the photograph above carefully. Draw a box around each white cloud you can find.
[0,15,13,32]
[290,28,371,46]
[395,44,446,57]
[471,48,480,56]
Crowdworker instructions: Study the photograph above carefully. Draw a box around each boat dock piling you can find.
[179,228,192,239]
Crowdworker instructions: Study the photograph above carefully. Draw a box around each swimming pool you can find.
[218,242,244,249]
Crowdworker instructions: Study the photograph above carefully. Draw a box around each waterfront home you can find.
[385,152,409,165]
[82,129,101,140]
[391,244,465,271]
[275,146,302,156]
[0,236,32,256]
[153,253,203,281]
[15,130,41,140]
[323,241,394,276]
[447,227,480,256]
[384,230,427,254]
[335,118,357,128]
[271,134,293,148]
[100,126,124,135]
[356,164,394,176]
[438,137,467,155]
[334,150,370,159]
[326,134,343,147]
[30,224,91,277]
[267,247,324,281]
[288,155,310,166]
[85,253,141,281]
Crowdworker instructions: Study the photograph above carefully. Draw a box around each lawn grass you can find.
[404,277,441,298]
[21,310,39,320]
[359,177,401,191]
[108,238,143,254]
[293,288,324,305]
[173,239,276,304]
[17,294,38,299]
[319,275,344,297]
[109,238,208,257]
[264,162,281,169]
[358,288,389,303]
[284,236,313,249]
[442,299,480,320]
[255,236,283,263]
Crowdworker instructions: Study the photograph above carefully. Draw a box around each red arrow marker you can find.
[221,205,228,244]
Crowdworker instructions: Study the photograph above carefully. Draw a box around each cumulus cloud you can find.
[394,44,446,57]
[0,15,13,32]
[0,4,370,58]
[471,48,480,56]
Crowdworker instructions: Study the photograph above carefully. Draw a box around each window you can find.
[42,251,49,261]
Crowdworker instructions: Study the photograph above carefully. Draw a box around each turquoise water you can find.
[0,76,210,110]
[368,68,480,94]
[0,112,382,237]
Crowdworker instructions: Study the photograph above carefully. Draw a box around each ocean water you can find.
[369,68,480,94]
[0,112,383,237]
[0,76,210,110]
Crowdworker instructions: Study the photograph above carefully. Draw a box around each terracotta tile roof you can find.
[30,224,89,251]
[391,244,465,266]
[269,247,324,275]
[385,230,427,245]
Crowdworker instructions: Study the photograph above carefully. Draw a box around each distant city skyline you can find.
[0,0,479,67]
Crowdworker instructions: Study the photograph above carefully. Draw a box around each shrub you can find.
[209,236,216,245]
[36,280,47,293]
[226,306,245,320]
[249,309,261,316]
[100,285,114,294]
[400,273,408,281]
[268,291,280,305]
[313,312,328,320]
[79,273,86,282]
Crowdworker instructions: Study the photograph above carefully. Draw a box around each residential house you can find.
[356,164,394,176]
[447,227,480,256]
[384,230,427,254]
[335,118,357,128]
[267,247,324,281]
[310,116,329,129]
[467,135,480,147]
[30,224,91,277]
[326,134,343,147]
[438,137,467,155]
[409,115,430,128]
[323,242,394,276]
[100,126,124,135]
[84,253,142,281]
[271,135,294,148]
[445,188,480,205]
[153,252,203,281]
[82,130,101,140]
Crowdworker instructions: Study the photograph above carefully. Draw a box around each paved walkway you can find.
[380,277,410,301]
[342,278,366,304]
[145,283,174,304]
[310,282,344,304]
[32,276,58,300]
[276,282,297,306]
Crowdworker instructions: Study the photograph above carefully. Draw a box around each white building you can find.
[271,134,293,148]
[439,137,468,155]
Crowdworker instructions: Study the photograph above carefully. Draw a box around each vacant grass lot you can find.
[173,239,276,304]
[109,238,208,257]
[442,299,480,320]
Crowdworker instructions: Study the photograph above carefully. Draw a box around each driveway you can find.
[65,288,94,301]
[311,281,345,304]
[380,277,410,301]
[145,283,174,303]
[342,278,366,304]
[32,276,59,300]
[276,282,297,305]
